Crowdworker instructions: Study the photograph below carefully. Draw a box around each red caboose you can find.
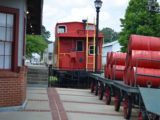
[53,21,104,71]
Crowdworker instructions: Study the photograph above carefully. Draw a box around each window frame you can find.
[0,6,19,72]
[86,25,95,30]
[48,52,52,61]
[89,45,94,55]
[76,40,84,52]
[57,25,67,33]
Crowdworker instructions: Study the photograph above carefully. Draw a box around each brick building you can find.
[0,0,43,109]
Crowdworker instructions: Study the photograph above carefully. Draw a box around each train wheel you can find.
[138,111,144,120]
[138,111,145,120]
[105,87,111,105]
[138,111,148,120]
[90,81,95,93]
[98,85,104,100]
[124,95,132,119]
[94,82,98,96]
[114,91,121,111]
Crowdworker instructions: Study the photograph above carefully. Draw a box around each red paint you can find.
[54,22,104,71]
[105,52,126,81]
[124,35,160,88]
[128,35,160,53]
[129,67,160,87]
[48,88,68,120]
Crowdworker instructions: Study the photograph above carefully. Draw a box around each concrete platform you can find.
[56,88,138,120]
[0,87,138,120]
[0,87,52,120]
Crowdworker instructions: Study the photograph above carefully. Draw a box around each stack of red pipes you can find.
[124,35,160,88]
[104,52,126,80]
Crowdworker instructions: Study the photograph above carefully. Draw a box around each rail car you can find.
[89,35,160,120]
[50,20,104,88]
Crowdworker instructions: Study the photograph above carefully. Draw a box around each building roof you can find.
[103,40,119,47]
[27,0,43,35]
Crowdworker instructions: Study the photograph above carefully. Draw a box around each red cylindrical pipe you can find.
[107,64,111,79]
[104,64,108,78]
[110,52,126,66]
[126,66,132,85]
[106,52,112,66]
[130,67,160,88]
[104,52,112,78]
[128,50,160,69]
[128,35,160,53]
[123,68,127,84]
[111,65,125,80]
[109,52,126,80]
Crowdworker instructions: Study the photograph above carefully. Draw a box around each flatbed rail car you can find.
[89,73,160,120]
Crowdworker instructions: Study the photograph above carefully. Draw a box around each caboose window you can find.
[86,25,95,30]
[58,26,66,33]
[76,40,84,52]
[89,45,94,55]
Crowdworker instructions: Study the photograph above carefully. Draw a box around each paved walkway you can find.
[0,87,52,120]
[56,88,137,120]
[0,87,138,120]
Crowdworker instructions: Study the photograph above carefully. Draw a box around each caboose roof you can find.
[56,21,94,25]
[56,21,104,38]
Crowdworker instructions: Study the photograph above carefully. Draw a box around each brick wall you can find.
[0,67,27,107]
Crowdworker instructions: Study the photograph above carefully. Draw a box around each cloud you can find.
[43,0,129,41]
[61,6,95,22]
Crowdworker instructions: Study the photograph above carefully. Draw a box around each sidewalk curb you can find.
[0,99,28,112]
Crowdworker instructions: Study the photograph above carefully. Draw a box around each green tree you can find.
[100,27,119,43]
[26,25,51,58]
[42,25,51,42]
[26,35,47,57]
[119,0,160,52]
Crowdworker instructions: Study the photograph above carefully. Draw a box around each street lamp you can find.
[94,0,102,72]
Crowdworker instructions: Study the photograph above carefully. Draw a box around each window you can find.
[76,40,83,52]
[58,26,66,33]
[48,53,52,60]
[89,45,94,55]
[0,13,14,69]
[86,25,95,30]
[89,45,99,55]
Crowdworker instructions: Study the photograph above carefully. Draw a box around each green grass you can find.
[49,76,58,81]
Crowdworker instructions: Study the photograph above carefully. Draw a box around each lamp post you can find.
[94,0,102,72]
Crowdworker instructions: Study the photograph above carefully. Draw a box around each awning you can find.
[27,0,43,35]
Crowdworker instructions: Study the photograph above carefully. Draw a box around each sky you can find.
[42,0,160,41]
